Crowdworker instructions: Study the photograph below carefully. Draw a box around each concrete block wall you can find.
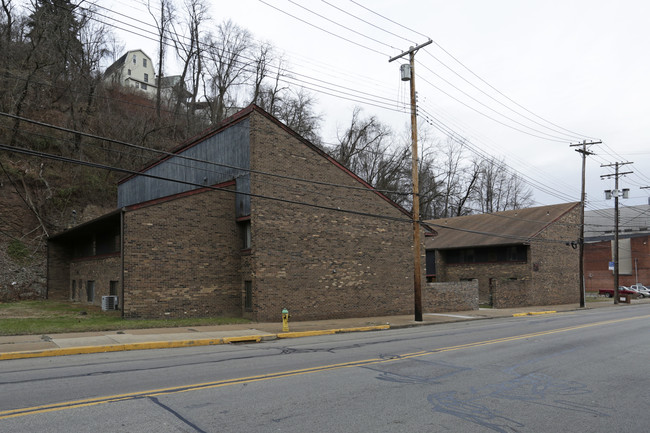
[247,111,420,322]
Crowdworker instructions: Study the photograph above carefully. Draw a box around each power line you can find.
[0,142,414,224]
[0,111,411,197]
[256,0,387,56]
[0,143,578,245]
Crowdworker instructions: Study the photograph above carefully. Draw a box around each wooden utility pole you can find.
[570,140,599,308]
[389,39,431,322]
[601,162,633,303]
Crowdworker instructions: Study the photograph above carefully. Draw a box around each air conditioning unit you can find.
[101,295,119,311]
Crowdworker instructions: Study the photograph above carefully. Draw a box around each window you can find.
[425,250,436,276]
[127,69,131,76]
[141,83,147,90]
[143,58,147,67]
[244,281,252,311]
[86,281,95,303]
[109,281,119,297]
[240,220,251,250]
[446,245,527,264]
[144,73,149,83]
[132,54,136,64]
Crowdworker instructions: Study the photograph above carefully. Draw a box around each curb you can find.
[0,325,390,361]
[512,311,557,317]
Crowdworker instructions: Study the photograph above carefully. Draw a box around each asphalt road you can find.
[1,304,649,432]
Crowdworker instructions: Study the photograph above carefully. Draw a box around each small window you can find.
[144,73,149,83]
[141,83,147,90]
[240,220,251,250]
[127,69,131,76]
[132,54,136,64]
[244,281,252,311]
[86,281,95,303]
[109,281,119,297]
[425,250,436,276]
[143,58,147,67]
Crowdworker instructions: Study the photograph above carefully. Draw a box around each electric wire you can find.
[13,0,616,213]
[256,0,387,57]
[319,0,417,45]
[0,142,415,224]
[286,0,400,51]
[0,111,412,196]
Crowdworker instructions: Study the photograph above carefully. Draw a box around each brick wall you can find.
[435,205,581,308]
[424,280,478,312]
[437,250,530,305]
[585,235,650,291]
[46,241,71,301]
[69,255,121,305]
[529,205,580,306]
[492,279,533,308]
[122,185,243,318]
[247,110,420,322]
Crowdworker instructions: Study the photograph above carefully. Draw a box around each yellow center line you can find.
[2,313,647,420]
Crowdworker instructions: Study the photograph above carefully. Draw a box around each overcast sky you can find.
[103,0,650,211]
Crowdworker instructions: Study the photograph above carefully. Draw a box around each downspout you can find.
[120,208,125,318]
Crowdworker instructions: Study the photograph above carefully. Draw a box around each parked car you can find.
[630,284,650,298]
[598,287,637,298]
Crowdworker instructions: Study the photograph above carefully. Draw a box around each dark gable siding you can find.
[117,118,251,209]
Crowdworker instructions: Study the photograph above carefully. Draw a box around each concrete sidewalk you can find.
[0,300,626,360]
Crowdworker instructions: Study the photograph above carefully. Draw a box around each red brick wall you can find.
[247,111,420,321]
[585,235,650,291]
[122,186,243,318]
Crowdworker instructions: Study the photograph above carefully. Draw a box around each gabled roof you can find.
[104,52,128,78]
[425,202,580,249]
[104,49,153,78]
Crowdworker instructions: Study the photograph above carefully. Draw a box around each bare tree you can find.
[473,157,533,213]
[332,107,408,204]
[170,0,209,119]
[148,0,174,119]
[256,55,289,116]
[274,87,322,145]
[203,19,251,123]
[250,40,273,105]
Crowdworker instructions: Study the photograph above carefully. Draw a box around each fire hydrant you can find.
[282,308,290,332]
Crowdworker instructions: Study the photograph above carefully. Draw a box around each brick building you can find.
[584,205,650,292]
[47,105,427,321]
[425,203,581,308]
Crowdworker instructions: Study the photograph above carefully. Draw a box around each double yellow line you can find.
[1,314,646,420]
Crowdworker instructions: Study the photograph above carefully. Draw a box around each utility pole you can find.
[389,39,432,322]
[601,162,633,303]
[570,140,599,308]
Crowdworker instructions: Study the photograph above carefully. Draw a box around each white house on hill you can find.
[104,49,157,97]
